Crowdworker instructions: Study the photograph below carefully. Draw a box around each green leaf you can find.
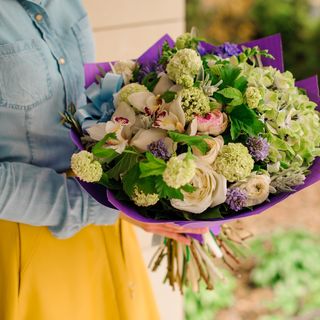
[92,133,116,154]
[92,147,118,161]
[155,177,184,200]
[139,152,167,178]
[181,183,197,193]
[98,173,109,187]
[168,131,210,155]
[122,164,140,197]
[216,64,241,87]
[218,87,243,107]
[106,150,139,180]
[161,91,177,103]
[229,104,264,140]
[142,72,159,92]
[234,76,248,92]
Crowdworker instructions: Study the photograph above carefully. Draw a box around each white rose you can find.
[192,136,224,165]
[232,173,270,206]
[170,158,227,214]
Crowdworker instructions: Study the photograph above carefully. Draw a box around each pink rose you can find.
[196,110,228,136]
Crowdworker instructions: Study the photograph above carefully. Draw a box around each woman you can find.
[0,1,207,319]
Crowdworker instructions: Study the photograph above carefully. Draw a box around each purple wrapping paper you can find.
[72,34,320,236]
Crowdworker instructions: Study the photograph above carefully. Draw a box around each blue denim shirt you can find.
[0,0,119,238]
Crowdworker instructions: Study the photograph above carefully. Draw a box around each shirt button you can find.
[58,57,66,65]
[35,14,43,22]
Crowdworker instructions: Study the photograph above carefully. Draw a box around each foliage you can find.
[186,0,320,80]
[184,271,236,320]
[183,230,320,319]
[251,231,320,318]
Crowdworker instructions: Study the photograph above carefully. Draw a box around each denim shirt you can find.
[0,0,119,238]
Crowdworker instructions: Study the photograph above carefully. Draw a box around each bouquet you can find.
[63,30,320,292]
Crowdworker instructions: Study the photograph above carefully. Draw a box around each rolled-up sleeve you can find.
[0,161,119,238]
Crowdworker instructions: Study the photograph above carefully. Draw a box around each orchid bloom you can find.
[153,97,186,133]
[127,91,162,115]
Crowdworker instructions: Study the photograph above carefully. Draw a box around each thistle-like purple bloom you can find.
[246,136,270,161]
[138,61,165,82]
[148,139,171,161]
[213,42,241,58]
[226,187,247,211]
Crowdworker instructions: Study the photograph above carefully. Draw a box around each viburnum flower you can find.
[166,48,202,88]
[179,87,211,122]
[71,151,103,183]
[163,154,196,189]
[225,187,247,211]
[245,86,262,109]
[114,83,148,106]
[132,186,159,207]
[170,158,227,213]
[246,136,269,161]
[213,143,254,182]
[112,60,136,84]
[175,32,197,50]
[231,173,271,206]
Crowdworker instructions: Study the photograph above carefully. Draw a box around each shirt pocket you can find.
[0,39,52,110]
[71,15,95,64]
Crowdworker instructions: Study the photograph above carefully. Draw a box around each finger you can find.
[155,225,209,235]
[159,231,191,245]
[177,227,209,234]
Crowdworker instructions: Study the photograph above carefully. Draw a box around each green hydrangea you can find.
[214,143,254,182]
[239,62,320,172]
[166,48,202,88]
[163,155,196,189]
[245,86,262,109]
[180,87,210,122]
[71,151,103,182]
[116,83,148,104]
[132,187,159,207]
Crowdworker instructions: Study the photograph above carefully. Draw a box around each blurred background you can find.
[84,0,320,319]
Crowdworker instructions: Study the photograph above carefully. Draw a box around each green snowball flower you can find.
[71,151,103,182]
[245,86,262,109]
[166,48,202,88]
[214,143,254,182]
[163,154,196,189]
[116,83,148,104]
[132,187,159,207]
[175,32,197,50]
[180,87,210,122]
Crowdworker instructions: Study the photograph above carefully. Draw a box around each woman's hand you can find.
[120,212,208,245]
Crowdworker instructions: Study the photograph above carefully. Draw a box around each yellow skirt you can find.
[0,219,160,320]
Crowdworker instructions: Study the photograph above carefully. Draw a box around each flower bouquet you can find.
[63,30,320,292]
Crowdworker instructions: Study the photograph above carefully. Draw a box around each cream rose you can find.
[192,136,224,165]
[170,158,227,214]
[232,173,270,206]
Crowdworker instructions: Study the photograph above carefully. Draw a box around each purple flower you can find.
[213,42,241,58]
[197,42,214,56]
[138,61,165,82]
[226,187,247,211]
[246,136,270,161]
[148,139,171,161]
